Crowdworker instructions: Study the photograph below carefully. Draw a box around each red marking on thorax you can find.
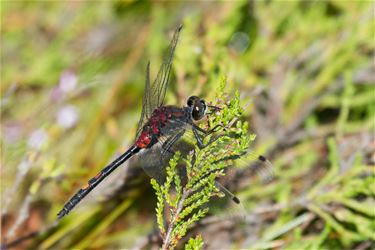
[171,110,184,117]
[150,108,168,134]
[135,130,152,148]
[136,107,184,149]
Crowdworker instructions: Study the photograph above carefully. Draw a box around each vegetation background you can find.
[1,1,374,249]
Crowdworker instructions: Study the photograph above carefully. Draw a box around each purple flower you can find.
[56,105,79,129]
[28,129,48,149]
[59,70,77,94]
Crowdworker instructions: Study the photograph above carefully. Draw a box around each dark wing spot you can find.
[258,155,266,162]
[232,196,240,204]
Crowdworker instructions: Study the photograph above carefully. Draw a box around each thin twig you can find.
[161,188,192,250]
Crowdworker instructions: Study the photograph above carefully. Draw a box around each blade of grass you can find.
[40,206,100,249]
[72,198,134,249]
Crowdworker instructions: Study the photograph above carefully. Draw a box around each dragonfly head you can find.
[187,96,207,121]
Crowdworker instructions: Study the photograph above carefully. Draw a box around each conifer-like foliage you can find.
[3,2,373,249]
[151,81,253,250]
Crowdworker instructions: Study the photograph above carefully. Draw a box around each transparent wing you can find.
[136,25,183,139]
[131,131,188,184]
[136,62,152,138]
[150,25,182,110]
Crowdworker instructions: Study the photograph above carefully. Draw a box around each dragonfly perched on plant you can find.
[57,25,230,219]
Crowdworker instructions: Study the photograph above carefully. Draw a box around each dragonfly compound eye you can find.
[187,97,193,107]
[192,99,207,120]
[187,96,199,107]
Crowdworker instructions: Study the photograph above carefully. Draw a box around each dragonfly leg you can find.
[189,122,225,148]
[192,127,205,148]
[160,130,185,166]
[192,126,222,148]
[192,124,223,136]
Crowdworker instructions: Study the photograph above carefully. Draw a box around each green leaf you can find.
[185,235,204,250]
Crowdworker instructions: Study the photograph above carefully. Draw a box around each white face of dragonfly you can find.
[186,96,207,121]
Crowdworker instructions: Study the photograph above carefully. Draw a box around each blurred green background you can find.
[1,1,374,249]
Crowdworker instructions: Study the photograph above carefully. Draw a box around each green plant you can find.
[151,81,253,250]
[2,2,373,249]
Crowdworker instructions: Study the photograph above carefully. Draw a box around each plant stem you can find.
[162,188,191,250]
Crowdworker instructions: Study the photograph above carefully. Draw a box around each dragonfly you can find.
[57,25,225,219]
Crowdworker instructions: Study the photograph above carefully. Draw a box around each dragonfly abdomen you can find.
[57,146,140,219]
